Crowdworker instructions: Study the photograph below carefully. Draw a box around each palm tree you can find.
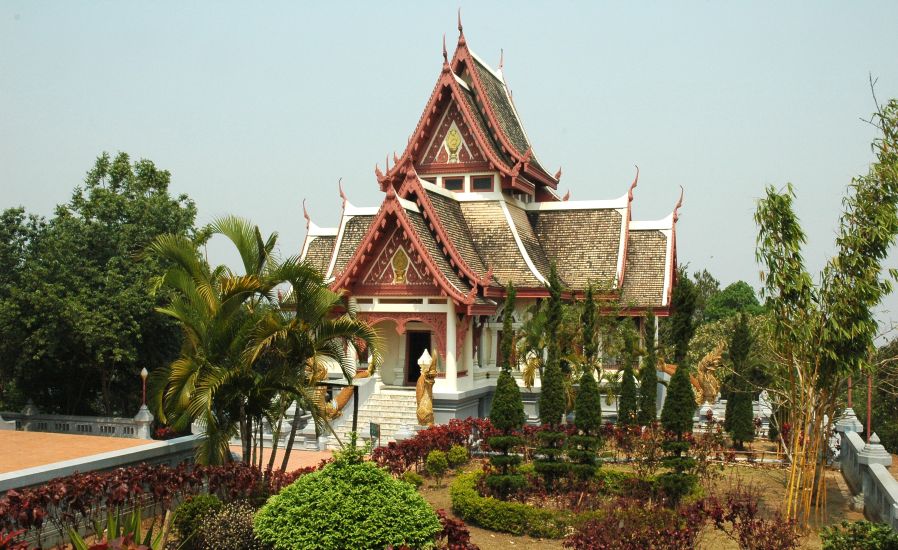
[148,217,286,464]
[246,263,382,471]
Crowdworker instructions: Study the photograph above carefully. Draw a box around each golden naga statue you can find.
[416,349,437,426]
[692,342,724,406]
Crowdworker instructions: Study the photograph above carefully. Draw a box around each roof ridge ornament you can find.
[442,34,449,68]
[628,165,639,202]
[338,178,348,207]
[498,48,504,72]
[302,198,311,230]
[457,8,465,45]
[673,185,684,224]
[554,166,562,181]
[562,190,571,201]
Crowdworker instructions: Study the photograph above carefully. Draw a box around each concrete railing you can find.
[1,401,154,439]
[837,408,898,529]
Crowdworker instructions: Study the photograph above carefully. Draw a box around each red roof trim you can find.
[331,189,475,307]
[450,44,558,190]
[396,169,493,290]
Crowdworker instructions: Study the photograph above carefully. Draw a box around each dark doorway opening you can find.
[406,331,432,385]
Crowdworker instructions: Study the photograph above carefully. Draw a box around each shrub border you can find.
[450,471,596,539]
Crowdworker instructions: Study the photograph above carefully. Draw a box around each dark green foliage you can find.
[582,285,599,364]
[500,282,516,372]
[447,445,469,468]
[253,444,441,550]
[574,369,601,435]
[173,494,222,547]
[197,501,267,550]
[704,281,763,323]
[661,363,695,436]
[539,264,566,426]
[490,370,526,433]
[535,268,569,490]
[661,267,697,365]
[617,363,638,426]
[0,152,197,415]
[727,314,755,448]
[637,312,658,426]
[820,520,898,550]
[487,368,526,500]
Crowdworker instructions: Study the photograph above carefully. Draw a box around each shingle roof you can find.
[458,201,543,288]
[303,236,335,276]
[530,209,623,290]
[424,189,489,277]
[456,86,513,168]
[472,60,530,157]
[332,215,374,277]
[505,203,551,280]
[620,230,668,307]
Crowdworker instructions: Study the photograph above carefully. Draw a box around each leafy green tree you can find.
[536,264,569,488]
[661,364,695,437]
[660,267,697,365]
[727,314,755,449]
[487,285,527,499]
[618,362,638,426]
[705,281,763,323]
[569,365,602,481]
[692,269,721,325]
[539,264,566,426]
[754,98,898,524]
[638,312,659,426]
[0,152,196,415]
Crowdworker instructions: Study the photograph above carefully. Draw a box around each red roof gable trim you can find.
[616,166,640,288]
[331,187,478,308]
[395,168,494,290]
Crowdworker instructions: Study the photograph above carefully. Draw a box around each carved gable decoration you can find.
[420,101,486,168]
[362,227,432,288]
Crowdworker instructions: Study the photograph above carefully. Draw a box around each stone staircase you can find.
[328,389,418,449]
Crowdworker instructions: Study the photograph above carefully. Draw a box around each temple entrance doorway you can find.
[406,331,431,385]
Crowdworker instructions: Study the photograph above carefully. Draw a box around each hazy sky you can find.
[3,2,898,328]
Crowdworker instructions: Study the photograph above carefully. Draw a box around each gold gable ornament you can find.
[391,248,409,284]
[445,127,462,162]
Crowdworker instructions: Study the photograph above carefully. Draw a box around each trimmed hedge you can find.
[451,471,589,539]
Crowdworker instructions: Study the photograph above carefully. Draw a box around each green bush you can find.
[451,471,573,538]
[401,470,424,488]
[197,501,267,550]
[821,520,898,550]
[426,450,449,486]
[173,494,222,547]
[254,446,440,550]
[447,445,468,468]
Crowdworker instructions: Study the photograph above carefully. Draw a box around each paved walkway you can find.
[0,431,155,474]
[228,445,332,472]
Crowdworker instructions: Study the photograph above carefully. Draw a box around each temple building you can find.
[300,20,680,433]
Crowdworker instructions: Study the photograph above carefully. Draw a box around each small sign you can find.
[370,422,381,439]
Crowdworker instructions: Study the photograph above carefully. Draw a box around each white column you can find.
[458,326,475,391]
[444,306,457,392]
[488,326,499,368]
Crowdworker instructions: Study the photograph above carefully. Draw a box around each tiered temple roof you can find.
[300,19,679,316]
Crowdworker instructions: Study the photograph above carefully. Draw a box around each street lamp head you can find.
[140,368,148,381]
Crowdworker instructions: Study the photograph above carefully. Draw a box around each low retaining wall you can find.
[0,434,202,493]
[0,403,153,439]
[837,408,898,529]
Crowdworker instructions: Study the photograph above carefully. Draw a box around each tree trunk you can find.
[280,401,303,473]
[267,400,287,474]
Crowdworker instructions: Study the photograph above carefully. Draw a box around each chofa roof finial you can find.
[457,8,464,36]
[442,34,448,65]
[498,48,504,72]
[554,166,562,181]
[673,186,684,224]
[562,189,571,201]
[302,198,311,228]
[338,178,348,207]
[628,165,639,202]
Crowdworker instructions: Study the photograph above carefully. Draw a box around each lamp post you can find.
[140,367,148,406]
[134,368,154,439]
